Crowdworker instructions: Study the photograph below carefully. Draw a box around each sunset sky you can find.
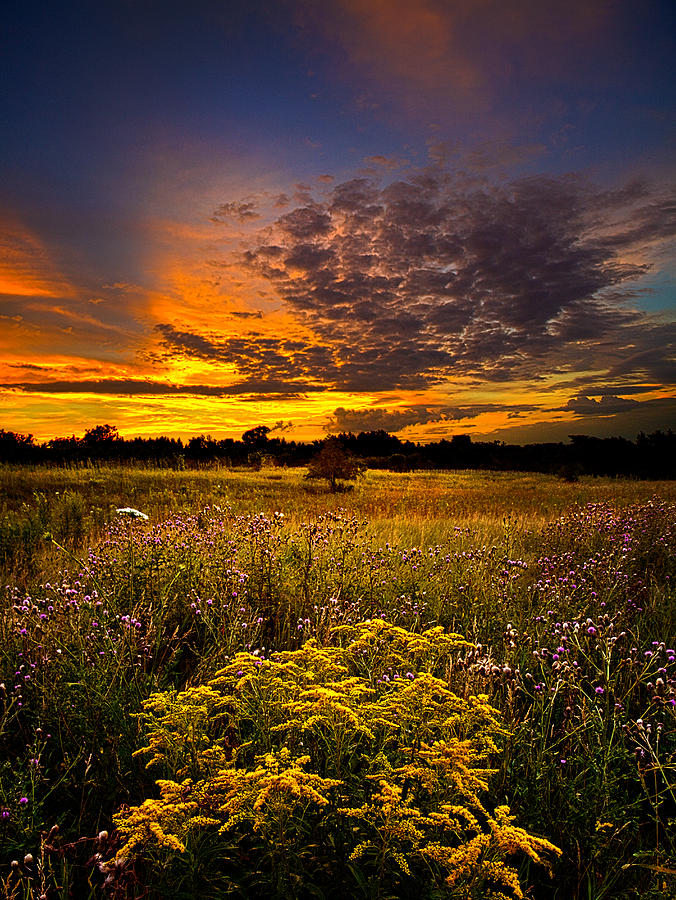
[2,0,675,444]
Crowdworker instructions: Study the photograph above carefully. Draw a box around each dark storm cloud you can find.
[545,299,643,343]
[603,329,676,386]
[597,193,676,249]
[149,168,674,398]
[277,205,333,240]
[155,321,442,391]
[233,167,675,391]
[328,402,542,433]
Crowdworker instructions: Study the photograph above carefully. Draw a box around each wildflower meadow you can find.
[0,466,674,898]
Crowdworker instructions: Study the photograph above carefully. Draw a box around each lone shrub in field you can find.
[109,620,559,898]
[305,438,365,492]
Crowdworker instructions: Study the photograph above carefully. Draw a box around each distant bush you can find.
[557,462,581,482]
[305,438,365,492]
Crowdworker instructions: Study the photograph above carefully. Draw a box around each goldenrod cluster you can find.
[111,620,559,896]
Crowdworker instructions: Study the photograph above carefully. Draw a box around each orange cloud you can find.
[0,219,73,299]
[0,215,152,373]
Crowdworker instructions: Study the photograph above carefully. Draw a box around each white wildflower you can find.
[115,507,149,520]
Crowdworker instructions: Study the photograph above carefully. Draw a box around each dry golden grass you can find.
[3,465,674,584]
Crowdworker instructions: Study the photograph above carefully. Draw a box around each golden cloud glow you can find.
[2,159,673,445]
[0,220,73,299]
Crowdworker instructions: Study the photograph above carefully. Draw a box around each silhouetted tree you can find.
[81,424,121,461]
[83,424,120,445]
[187,435,218,466]
[242,425,270,447]
[0,429,36,462]
[0,421,672,477]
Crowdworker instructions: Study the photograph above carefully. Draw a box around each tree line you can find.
[0,423,674,479]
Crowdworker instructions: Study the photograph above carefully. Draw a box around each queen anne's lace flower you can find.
[115,507,149,520]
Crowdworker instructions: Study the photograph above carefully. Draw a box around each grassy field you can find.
[2,465,675,580]
[0,465,674,898]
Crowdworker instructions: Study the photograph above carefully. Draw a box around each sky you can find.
[1,0,675,444]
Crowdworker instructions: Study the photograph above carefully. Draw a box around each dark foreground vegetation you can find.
[2,424,675,479]
[0,468,674,899]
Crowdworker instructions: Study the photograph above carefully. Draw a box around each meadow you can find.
[0,465,674,898]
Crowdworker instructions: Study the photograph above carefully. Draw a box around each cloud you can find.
[562,394,641,416]
[0,219,71,299]
[296,0,614,119]
[229,166,675,392]
[211,200,261,223]
[477,397,676,444]
[0,378,321,397]
[327,401,543,433]
[155,322,340,387]
[363,155,406,170]
[269,420,294,432]
[328,406,445,433]
[548,322,676,393]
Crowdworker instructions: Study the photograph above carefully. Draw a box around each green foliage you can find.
[0,489,90,579]
[0,576,152,858]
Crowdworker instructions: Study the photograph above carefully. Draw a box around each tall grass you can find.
[2,465,675,584]
[0,467,674,898]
